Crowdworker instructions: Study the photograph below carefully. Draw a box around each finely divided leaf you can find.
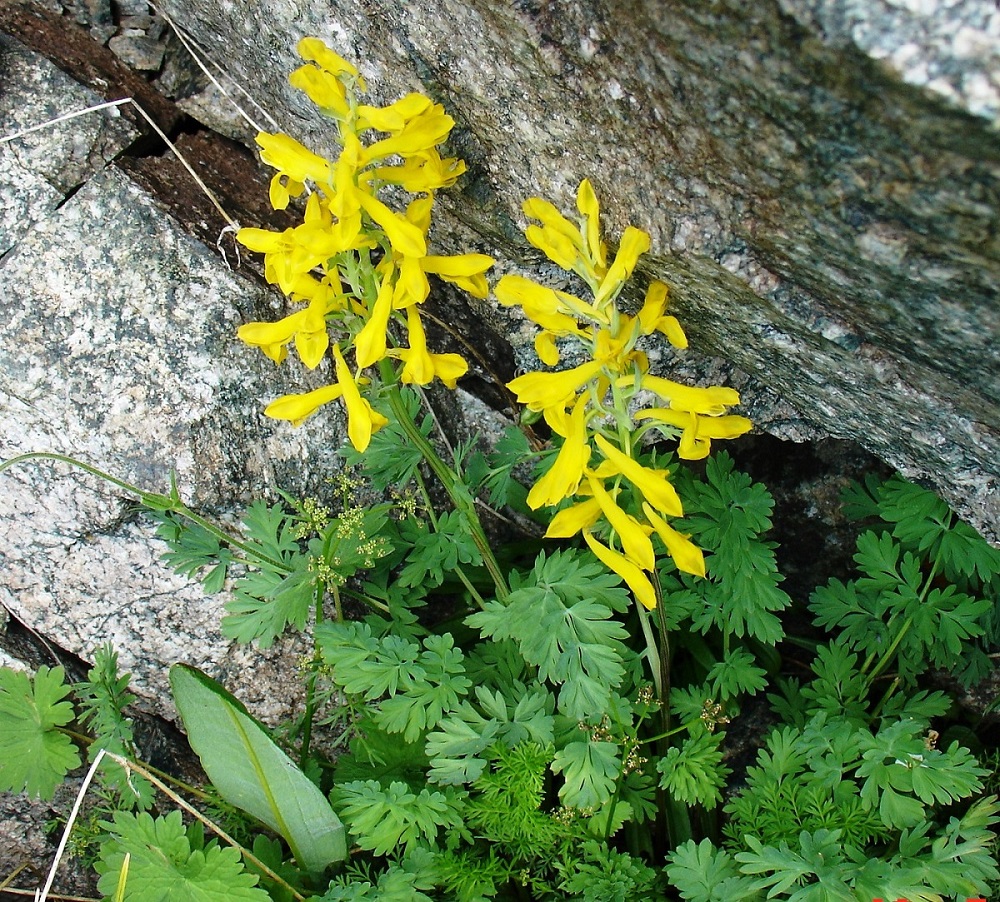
[466,549,630,720]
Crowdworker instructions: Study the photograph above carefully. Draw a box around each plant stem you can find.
[378,363,509,599]
[0,453,287,572]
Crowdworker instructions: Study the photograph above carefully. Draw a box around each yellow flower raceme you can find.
[505,178,751,593]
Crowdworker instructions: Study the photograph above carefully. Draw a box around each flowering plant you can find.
[1,37,996,902]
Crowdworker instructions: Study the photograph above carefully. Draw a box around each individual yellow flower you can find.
[587,475,655,571]
[592,434,683,518]
[637,375,742,417]
[296,37,364,86]
[507,360,603,413]
[494,276,588,335]
[333,344,388,451]
[546,497,601,538]
[526,397,591,509]
[353,263,396,368]
[637,281,687,349]
[255,133,332,203]
[634,408,753,461]
[584,531,657,610]
[593,226,650,307]
[642,503,705,578]
[265,383,344,425]
[289,62,349,120]
[393,307,468,388]
[422,254,494,299]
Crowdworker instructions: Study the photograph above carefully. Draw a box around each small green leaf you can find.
[169,665,346,870]
[0,665,81,799]
[551,739,619,809]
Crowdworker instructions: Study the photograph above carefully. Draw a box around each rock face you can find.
[154,0,1000,541]
[0,37,344,724]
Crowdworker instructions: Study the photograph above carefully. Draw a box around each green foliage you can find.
[316,621,472,742]
[396,511,483,589]
[657,730,729,808]
[331,780,468,856]
[75,645,154,809]
[170,664,347,870]
[95,810,270,901]
[467,548,632,720]
[0,665,80,800]
[676,453,792,645]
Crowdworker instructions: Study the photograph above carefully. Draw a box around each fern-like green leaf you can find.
[657,731,730,808]
[666,839,748,902]
[0,665,80,800]
[466,549,630,720]
[551,739,619,809]
[331,780,468,856]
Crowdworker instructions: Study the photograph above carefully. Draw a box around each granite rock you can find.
[0,34,136,254]
[0,162,346,724]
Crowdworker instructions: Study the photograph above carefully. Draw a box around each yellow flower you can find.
[265,383,344,425]
[522,197,585,270]
[296,37,363,86]
[353,263,396,368]
[371,150,467,193]
[289,63,349,119]
[422,254,494,299]
[526,397,591,509]
[593,226,650,307]
[356,93,432,132]
[587,475,655,571]
[546,496,602,538]
[394,307,468,388]
[584,531,657,610]
[637,375,742,416]
[637,281,687,349]
[354,189,427,257]
[634,408,753,460]
[494,275,584,335]
[592,434,683,517]
[333,344,388,451]
[361,104,456,166]
[507,360,603,412]
[256,132,332,188]
[576,179,607,271]
[238,279,340,368]
[642,503,705,578]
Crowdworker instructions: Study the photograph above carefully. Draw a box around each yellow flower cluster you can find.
[236,38,494,451]
[500,180,751,606]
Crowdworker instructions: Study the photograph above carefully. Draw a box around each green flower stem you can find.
[413,469,488,610]
[0,452,287,573]
[378,361,509,600]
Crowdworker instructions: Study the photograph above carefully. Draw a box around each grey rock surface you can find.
[0,159,346,724]
[0,34,136,254]
[156,0,1000,541]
